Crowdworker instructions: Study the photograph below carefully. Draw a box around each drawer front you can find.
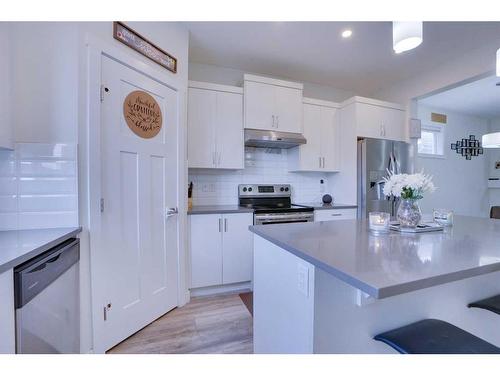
[314,208,357,222]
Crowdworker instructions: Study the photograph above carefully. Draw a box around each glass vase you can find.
[397,199,422,228]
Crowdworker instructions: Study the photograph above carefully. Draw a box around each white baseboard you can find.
[190,281,252,298]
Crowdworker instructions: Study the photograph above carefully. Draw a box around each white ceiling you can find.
[183,22,500,95]
[419,75,500,118]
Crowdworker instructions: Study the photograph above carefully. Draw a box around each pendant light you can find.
[497,47,500,77]
[482,49,500,148]
[393,22,423,54]
[482,132,500,148]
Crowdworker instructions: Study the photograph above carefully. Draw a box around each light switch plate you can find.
[409,118,422,139]
[297,263,309,297]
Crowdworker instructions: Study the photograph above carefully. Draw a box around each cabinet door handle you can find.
[212,151,216,166]
[276,115,279,128]
[224,218,228,232]
[331,213,342,217]
[218,218,222,232]
[218,151,221,166]
[319,157,321,168]
[272,115,275,128]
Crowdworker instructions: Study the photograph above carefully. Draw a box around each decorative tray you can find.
[389,221,444,233]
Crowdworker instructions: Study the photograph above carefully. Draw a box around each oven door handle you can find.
[255,214,313,221]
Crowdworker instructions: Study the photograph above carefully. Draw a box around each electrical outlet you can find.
[297,263,309,297]
[201,183,216,193]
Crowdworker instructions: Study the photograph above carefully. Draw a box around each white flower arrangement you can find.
[383,172,436,200]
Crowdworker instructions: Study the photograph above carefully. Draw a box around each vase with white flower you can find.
[383,172,436,228]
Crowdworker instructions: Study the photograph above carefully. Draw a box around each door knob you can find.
[166,207,178,218]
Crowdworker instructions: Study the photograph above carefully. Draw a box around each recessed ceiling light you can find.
[341,29,352,38]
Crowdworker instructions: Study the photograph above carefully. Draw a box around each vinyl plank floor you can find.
[107,293,253,354]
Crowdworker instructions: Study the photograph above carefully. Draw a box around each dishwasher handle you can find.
[15,238,80,309]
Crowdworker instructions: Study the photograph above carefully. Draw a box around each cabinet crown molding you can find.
[340,96,404,111]
[244,74,303,90]
[302,97,340,108]
[188,80,243,94]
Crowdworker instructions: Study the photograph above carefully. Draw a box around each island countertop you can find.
[249,216,500,299]
[0,227,82,273]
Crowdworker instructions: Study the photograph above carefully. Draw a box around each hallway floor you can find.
[107,293,253,354]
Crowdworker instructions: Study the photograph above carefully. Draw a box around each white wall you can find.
[4,21,189,354]
[487,117,500,210]
[10,23,79,143]
[189,62,356,103]
[0,23,13,149]
[416,105,490,217]
[189,147,331,205]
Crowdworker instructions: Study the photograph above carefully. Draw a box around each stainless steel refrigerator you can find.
[357,138,414,219]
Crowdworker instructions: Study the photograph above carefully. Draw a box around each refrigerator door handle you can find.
[393,152,399,175]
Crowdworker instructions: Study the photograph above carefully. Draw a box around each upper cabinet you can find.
[342,96,406,142]
[244,74,303,133]
[288,98,340,172]
[188,81,244,169]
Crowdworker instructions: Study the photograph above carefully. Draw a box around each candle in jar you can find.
[369,212,390,232]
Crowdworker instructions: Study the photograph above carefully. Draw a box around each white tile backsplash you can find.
[189,147,330,205]
[0,143,78,230]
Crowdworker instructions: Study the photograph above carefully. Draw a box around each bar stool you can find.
[468,295,500,315]
[467,209,500,316]
[374,319,500,354]
[490,206,500,219]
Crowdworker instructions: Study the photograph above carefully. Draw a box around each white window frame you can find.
[418,123,445,159]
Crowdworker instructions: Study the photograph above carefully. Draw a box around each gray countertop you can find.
[188,205,254,215]
[0,227,82,273]
[249,216,500,299]
[295,202,357,210]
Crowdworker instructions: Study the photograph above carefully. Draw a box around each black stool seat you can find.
[374,319,500,354]
[468,295,500,315]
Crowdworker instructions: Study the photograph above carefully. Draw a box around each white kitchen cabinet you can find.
[314,208,357,222]
[222,213,254,285]
[189,212,253,289]
[188,82,244,169]
[0,269,15,353]
[342,96,406,142]
[288,99,340,172]
[190,214,223,288]
[244,74,303,133]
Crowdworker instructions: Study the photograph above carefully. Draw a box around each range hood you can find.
[244,129,307,149]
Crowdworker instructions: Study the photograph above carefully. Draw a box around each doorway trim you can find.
[81,34,188,354]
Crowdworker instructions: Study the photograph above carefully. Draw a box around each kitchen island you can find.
[250,216,500,353]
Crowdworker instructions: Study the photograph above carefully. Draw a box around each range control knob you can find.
[242,187,247,192]
[280,187,285,192]
[248,187,253,192]
[284,187,289,192]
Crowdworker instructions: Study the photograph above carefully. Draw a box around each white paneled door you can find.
[98,55,179,351]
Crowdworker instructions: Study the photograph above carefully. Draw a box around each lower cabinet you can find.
[0,269,15,353]
[190,212,253,289]
[314,208,357,222]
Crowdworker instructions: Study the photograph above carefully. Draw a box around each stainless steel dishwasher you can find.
[14,238,80,353]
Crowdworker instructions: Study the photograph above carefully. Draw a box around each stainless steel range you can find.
[238,184,314,225]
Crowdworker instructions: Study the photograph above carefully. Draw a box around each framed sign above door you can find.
[113,21,177,73]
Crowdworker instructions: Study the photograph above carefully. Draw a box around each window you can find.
[418,124,444,157]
